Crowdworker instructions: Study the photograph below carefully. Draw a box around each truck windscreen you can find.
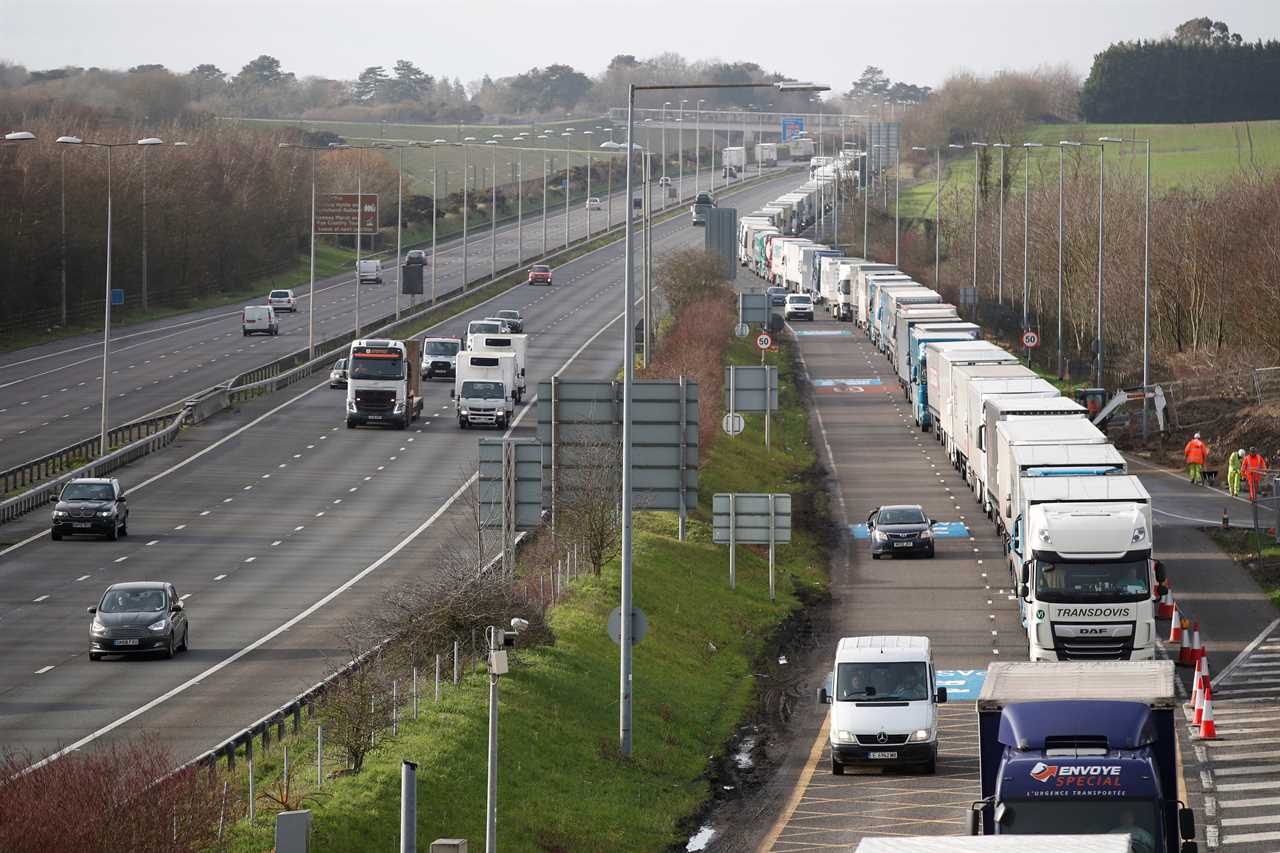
[835,661,929,702]
[999,799,1156,853]
[462,381,504,399]
[349,354,405,381]
[1035,559,1150,603]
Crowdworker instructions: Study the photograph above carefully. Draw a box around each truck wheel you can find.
[831,756,845,776]
[346,419,356,429]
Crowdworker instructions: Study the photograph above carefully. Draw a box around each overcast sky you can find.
[4,0,1277,95]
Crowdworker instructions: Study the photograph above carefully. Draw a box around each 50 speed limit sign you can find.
[755,332,773,351]
[1021,330,1040,349]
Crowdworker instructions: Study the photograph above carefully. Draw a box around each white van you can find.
[817,635,946,774]
[357,259,383,285]
[242,304,279,336]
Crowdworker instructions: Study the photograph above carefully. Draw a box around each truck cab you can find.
[345,338,422,429]
[453,352,517,429]
[974,662,1196,853]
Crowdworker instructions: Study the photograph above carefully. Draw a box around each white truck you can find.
[790,136,816,160]
[738,218,777,267]
[799,245,839,298]
[857,272,909,331]
[345,338,423,429]
[947,365,1041,472]
[722,146,746,170]
[453,351,517,429]
[356,258,383,285]
[770,237,810,286]
[893,307,960,387]
[992,415,1109,535]
[981,396,1088,512]
[782,240,816,292]
[869,282,929,348]
[465,318,506,351]
[819,257,854,315]
[909,325,981,428]
[957,376,1060,501]
[1007,474,1160,662]
[878,287,942,354]
[924,342,1018,453]
[754,142,777,167]
[848,264,900,327]
[472,332,528,402]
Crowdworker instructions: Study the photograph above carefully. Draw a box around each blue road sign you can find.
[111,289,124,306]
[814,377,881,388]
[935,668,987,701]
[850,521,971,540]
[781,118,806,141]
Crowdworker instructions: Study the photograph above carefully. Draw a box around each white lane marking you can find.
[174,524,186,531]
[348,487,358,493]
[1215,618,1280,688]
[145,539,159,546]
[332,498,342,504]
[199,511,210,517]
[24,474,477,772]
[76,574,90,582]
[113,556,128,563]
[271,541,281,547]
[315,511,326,517]
[244,556,256,563]
[294,525,304,531]
[33,595,49,602]
[213,574,226,581]
[180,594,191,601]
[35,665,54,674]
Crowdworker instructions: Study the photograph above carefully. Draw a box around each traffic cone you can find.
[1191,622,1204,663]
[1193,670,1207,725]
[1178,616,1195,666]
[1199,687,1217,739]
[1168,605,1183,644]
[1158,584,1176,620]
[1188,657,1204,709]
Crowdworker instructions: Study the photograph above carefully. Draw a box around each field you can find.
[895,119,1280,220]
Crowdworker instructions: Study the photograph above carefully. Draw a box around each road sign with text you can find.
[316,193,379,235]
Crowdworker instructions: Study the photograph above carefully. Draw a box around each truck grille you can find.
[354,390,396,413]
[1053,623,1135,660]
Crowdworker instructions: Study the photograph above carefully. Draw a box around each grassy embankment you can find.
[897,119,1280,220]
[1207,528,1280,608]
[217,335,828,852]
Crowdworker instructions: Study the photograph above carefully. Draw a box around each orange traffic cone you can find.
[1158,584,1176,620]
[1199,686,1217,739]
[1191,623,1205,663]
[1188,657,1205,709]
[1169,605,1183,644]
[1178,616,1195,666]
[1193,672,1207,725]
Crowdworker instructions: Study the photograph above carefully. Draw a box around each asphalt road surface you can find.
[0,169,803,766]
[0,163,743,472]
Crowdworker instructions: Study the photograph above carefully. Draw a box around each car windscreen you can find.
[1035,558,1150,603]
[332,359,346,370]
[425,341,460,356]
[789,296,812,304]
[470,323,500,334]
[878,508,926,525]
[461,381,504,399]
[100,588,168,613]
[532,266,550,273]
[62,483,114,501]
[497,311,519,319]
[270,291,290,299]
[349,355,405,380]
[835,661,930,702]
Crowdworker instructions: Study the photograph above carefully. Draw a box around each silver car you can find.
[329,358,348,389]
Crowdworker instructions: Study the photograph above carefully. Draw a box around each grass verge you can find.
[1206,527,1280,608]
[216,333,828,851]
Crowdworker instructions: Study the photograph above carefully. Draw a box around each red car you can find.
[528,264,553,286]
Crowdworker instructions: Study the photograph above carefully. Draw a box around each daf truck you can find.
[992,415,1109,536]
[345,338,423,429]
[972,661,1196,853]
[453,351,517,429]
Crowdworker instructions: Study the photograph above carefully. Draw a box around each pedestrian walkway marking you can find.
[793,329,853,336]
[850,521,971,539]
[936,669,986,701]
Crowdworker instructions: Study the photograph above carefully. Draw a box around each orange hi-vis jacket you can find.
[1242,452,1268,481]
[1183,438,1208,465]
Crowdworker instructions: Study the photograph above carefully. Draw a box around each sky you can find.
[3,0,1278,95]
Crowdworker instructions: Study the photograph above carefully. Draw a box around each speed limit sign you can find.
[1021,330,1040,349]
[755,332,773,351]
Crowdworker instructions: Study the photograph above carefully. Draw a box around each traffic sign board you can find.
[755,333,773,351]
[722,412,745,436]
[734,323,750,338]
[1021,330,1040,348]
[110,289,124,306]
[608,606,648,645]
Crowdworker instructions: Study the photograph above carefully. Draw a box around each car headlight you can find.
[911,729,932,742]
[919,528,933,539]
[91,620,106,634]
[53,510,68,518]
[1131,526,1147,544]
[97,510,114,517]
[873,530,887,541]
[460,408,469,415]
[836,730,856,743]
[147,619,168,632]
[393,400,405,413]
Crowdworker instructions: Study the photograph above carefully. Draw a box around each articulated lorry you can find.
[345,338,423,429]
[854,270,906,328]
[867,280,926,346]
[819,256,850,315]
[878,287,942,353]
[992,415,1109,536]
[925,343,1018,455]
[722,146,746,171]
[790,136,816,160]
[981,396,1088,511]
[754,143,777,166]
[891,306,959,385]
[972,661,1196,853]
[909,324,981,427]
[802,246,843,301]
[954,371,1058,494]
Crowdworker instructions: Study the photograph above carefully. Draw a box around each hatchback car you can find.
[88,581,188,660]
[528,264,553,286]
[767,286,788,307]
[329,357,348,389]
[405,249,428,265]
[784,294,814,321]
[493,309,524,333]
[867,505,935,559]
[51,477,129,541]
[267,289,297,312]
[585,197,602,210]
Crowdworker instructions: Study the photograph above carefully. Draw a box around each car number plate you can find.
[368,415,382,420]
[893,541,912,548]
[868,751,898,759]
[115,639,139,646]
[73,522,92,528]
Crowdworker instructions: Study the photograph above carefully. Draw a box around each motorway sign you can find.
[110,289,124,306]
[755,333,772,351]
[316,193,379,235]
[722,412,745,436]
[1022,330,1040,348]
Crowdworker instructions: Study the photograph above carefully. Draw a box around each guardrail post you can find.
[262,721,271,753]
[277,717,286,743]
[435,655,441,702]
[225,742,236,772]
[293,703,302,734]
[317,725,324,786]
[453,640,459,684]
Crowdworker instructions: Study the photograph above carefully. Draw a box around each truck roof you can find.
[926,342,1017,363]
[996,416,1106,443]
[954,364,1038,382]
[855,837,1133,853]
[835,635,931,663]
[985,396,1086,415]
[899,305,958,316]
[1019,474,1150,503]
[1009,443,1125,466]
[978,661,1174,709]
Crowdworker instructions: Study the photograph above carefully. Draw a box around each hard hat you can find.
[1194,432,1201,439]
[1240,449,1247,457]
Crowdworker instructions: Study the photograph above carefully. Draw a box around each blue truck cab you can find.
[972,662,1196,853]
[909,323,980,427]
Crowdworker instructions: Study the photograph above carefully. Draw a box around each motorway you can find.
[0,169,803,764]
[0,163,737,474]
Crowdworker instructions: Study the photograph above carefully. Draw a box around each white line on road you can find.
[33,595,48,602]
[213,574,226,581]
[76,575,89,582]
[34,665,54,674]
[113,556,128,563]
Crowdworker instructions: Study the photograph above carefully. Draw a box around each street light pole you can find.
[695,99,704,193]
[862,148,869,259]
[992,143,1008,304]
[564,132,571,249]
[679,99,687,201]
[894,139,901,264]
[1100,136,1151,432]
[1057,142,1065,379]
[542,148,549,256]
[462,139,473,287]
[395,146,404,318]
[1022,142,1044,362]
[490,139,499,280]
[970,142,988,309]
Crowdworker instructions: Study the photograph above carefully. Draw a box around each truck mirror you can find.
[993,802,1010,826]
[1018,563,1029,586]
[935,687,947,704]
[1156,582,1169,600]
[816,686,830,705]
[1154,560,1167,583]
[1019,583,1030,600]
[449,389,455,399]
[966,808,980,836]
[1179,806,1196,840]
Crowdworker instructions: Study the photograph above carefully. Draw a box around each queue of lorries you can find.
[744,169,1197,853]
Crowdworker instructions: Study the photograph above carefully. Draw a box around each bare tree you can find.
[316,621,391,773]
[558,438,624,575]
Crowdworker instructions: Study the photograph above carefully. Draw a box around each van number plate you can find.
[868,751,898,759]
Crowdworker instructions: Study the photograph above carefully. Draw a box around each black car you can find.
[493,309,524,334]
[51,477,129,541]
[767,286,788,307]
[868,504,935,559]
[88,581,189,660]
